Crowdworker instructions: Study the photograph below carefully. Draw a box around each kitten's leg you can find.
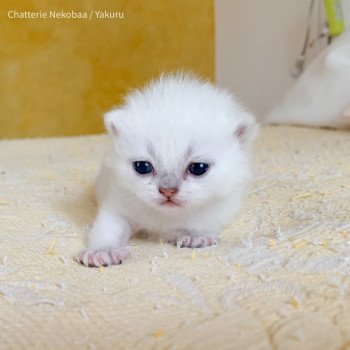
[169,232,219,248]
[76,208,132,267]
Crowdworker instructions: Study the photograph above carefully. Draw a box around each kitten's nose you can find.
[159,188,178,198]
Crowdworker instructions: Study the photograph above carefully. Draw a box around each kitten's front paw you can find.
[75,247,129,267]
[174,235,218,248]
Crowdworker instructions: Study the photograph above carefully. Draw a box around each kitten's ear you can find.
[234,112,258,148]
[104,109,121,136]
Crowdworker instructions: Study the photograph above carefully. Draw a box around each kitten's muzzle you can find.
[159,187,178,199]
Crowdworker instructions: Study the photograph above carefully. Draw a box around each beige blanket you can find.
[1,126,350,349]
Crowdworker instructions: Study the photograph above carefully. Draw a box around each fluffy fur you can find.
[76,74,257,267]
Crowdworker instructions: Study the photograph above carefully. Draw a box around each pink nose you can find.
[159,188,178,198]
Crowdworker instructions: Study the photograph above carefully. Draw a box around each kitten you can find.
[76,74,257,267]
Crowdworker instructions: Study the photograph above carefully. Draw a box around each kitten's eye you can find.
[133,161,153,175]
[188,163,209,176]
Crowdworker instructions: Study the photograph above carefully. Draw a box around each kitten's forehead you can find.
[147,139,193,171]
[120,114,228,167]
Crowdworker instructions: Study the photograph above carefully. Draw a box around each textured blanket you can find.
[1,126,350,349]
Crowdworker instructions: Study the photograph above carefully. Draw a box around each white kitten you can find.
[76,74,257,267]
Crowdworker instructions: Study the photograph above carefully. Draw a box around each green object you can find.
[324,0,345,36]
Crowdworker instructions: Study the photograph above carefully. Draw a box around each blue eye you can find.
[133,161,153,175]
[188,163,209,176]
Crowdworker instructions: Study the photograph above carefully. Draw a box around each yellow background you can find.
[0,0,214,138]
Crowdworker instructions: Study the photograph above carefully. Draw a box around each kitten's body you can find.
[77,74,257,267]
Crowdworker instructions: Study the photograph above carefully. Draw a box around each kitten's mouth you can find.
[160,199,181,207]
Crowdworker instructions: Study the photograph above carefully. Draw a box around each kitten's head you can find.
[104,74,257,214]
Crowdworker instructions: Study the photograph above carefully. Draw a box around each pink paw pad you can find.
[75,247,129,267]
[175,235,218,248]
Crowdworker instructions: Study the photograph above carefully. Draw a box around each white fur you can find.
[76,74,257,267]
[266,29,350,128]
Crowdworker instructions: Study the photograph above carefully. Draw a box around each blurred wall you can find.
[215,0,350,120]
[0,0,214,138]
[344,0,350,24]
